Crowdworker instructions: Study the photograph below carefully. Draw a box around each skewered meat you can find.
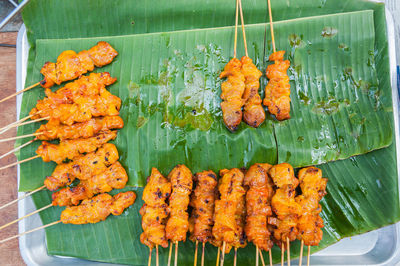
[212,168,245,250]
[220,58,245,132]
[189,170,218,243]
[40,42,118,88]
[52,161,128,206]
[166,165,193,243]
[241,56,265,127]
[268,163,301,248]
[43,72,117,105]
[36,131,117,164]
[140,168,172,249]
[60,191,136,224]
[263,51,291,120]
[296,167,327,246]
[244,163,274,251]
[44,143,119,191]
[36,116,124,141]
[30,87,121,125]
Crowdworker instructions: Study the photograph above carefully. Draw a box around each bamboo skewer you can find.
[0,139,34,160]
[233,0,239,58]
[216,247,220,266]
[0,220,61,244]
[269,249,273,266]
[0,185,45,211]
[156,245,159,266]
[256,246,259,266]
[281,243,284,266]
[0,116,49,135]
[174,241,178,266]
[0,204,52,231]
[238,0,248,57]
[168,242,173,266]
[0,132,44,143]
[194,240,198,266]
[0,114,32,134]
[307,246,310,266]
[0,155,40,171]
[287,237,291,266]
[0,82,40,104]
[148,248,152,266]
[201,242,205,266]
[234,247,238,266]
[267,0,276,53]
[299,240,304,266]
[259,249,266,266]
[220,242,226,266]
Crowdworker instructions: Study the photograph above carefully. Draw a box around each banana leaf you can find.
[17,10,391,190]
[15,0,400,264]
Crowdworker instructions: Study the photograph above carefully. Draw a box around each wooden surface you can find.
[0,32,26,266]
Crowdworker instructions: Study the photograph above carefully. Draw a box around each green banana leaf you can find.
[17,10,391,190]
[15,0,399,264]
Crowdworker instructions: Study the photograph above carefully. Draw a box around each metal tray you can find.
[16,8,400,266]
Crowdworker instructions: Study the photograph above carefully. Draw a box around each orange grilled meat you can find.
[44,143,119,191]
[52,161,128,206]
[30,87,121,126]
[268,163,302,248]
[60,191,135,225]
[42,72,117,106]
[140,168,172,249]
[232,187,247,249]
[212,168,246,252]
[241,56,265,127]
[40,42,118,88]
[189,170,218,243]
[263,51,291,121]
[166,165,193,243]
[36,131,117,164]
[36,116,124,141]
[296,167,327,246]
[220,58,246,132]
[244,163,274,251]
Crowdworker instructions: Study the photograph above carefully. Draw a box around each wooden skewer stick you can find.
[0,82,40,104]
[238,0,248,57]
[0,185,45,211]
[148,247,152,266]
[156,245,159,266]
[0,204,52,231]
[233,0,239,58]
[299,240,304,266]
[267,0,276,53]
[221,241,226,266]
[234,247,238,266]
[168,242,173,266]
[281,242,284,266]
[269,249,273,266]
[307,246,310,266]
[174,241,178,266]
[287,237,291,266]
[216,247,220,266]
[0,219,60,244]
[1,116,50,135]
[259,249,266,266]
[0,139,34,160]
[0,110,43,134]
[256,246,259,266]
[0,132,44,143]
[201,242,205,266]
[0,155,41,171]
[194,240,198,266]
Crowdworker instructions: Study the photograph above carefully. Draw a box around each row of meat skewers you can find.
[140,163,328,266]
[0,41,139,243]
